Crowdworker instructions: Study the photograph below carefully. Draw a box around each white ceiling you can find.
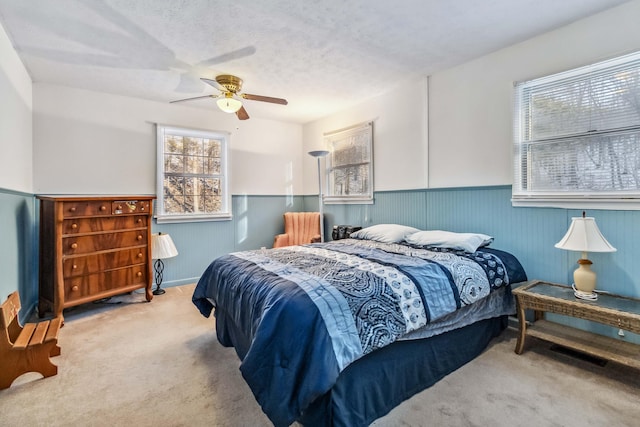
[0,0,630,124]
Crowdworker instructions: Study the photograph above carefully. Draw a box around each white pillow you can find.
[404,230,493,253]
[349,224,420,244]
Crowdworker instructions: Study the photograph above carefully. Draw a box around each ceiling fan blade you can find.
[201,78,225,92]
[236,106,250,120]
[170,94,217,103]
[174,70,206,93]
[242,93,288,105]
[199,46,256,67]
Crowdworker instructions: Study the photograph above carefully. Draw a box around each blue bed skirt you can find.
[299,315,508,427]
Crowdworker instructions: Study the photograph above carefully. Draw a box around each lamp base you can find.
[573,258,597,300]
[153,259,166,296]
[572,284,598,301]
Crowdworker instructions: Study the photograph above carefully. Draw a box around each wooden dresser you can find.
[37,195,155,319]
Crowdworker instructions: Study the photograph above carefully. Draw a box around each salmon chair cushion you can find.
[273,212,321,248]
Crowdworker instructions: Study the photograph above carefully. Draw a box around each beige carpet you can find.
[0,284,637,427]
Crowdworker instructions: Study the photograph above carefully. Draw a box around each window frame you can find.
[512,51,640,210]
[155,124,232,223]
[323,121,374,205]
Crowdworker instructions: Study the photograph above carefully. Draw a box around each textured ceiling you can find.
[0,0,630,123]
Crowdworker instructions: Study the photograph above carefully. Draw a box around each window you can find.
[513,51,640,209]
[324,122,373,204]
[156,125,231,222]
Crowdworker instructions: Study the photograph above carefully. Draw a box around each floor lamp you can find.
[308,150,329,242]
[151,232,178,295]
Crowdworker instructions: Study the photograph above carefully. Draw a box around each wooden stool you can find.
[0,291,62,389]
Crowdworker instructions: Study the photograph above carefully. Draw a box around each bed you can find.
[192,225,527,426]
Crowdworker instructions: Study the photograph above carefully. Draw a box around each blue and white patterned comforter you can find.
[192,239,526,426]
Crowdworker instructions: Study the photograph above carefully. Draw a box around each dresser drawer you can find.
[111,200,151,215]
[63,230,146,255]
[63,216,147,234]
[64,266,147,303]
[63,201,112,218]
[63,248,147,277]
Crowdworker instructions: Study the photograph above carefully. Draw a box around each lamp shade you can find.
[151,232,178,259]
[308,150,329,158]
[554,216,616,253]
[216,95,242,113]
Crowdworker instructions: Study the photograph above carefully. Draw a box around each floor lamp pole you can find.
[317,156,325,242]
[308,150,330,242]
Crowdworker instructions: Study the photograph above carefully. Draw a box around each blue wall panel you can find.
[151,195,305,286]
[313,186,639,296]
[422,186,569,283]
[310,191,428,240]
[0,189,37,323]
[313,186,640,343]
[3,187,638,342]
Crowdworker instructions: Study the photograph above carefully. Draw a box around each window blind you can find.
[513,51,640,207]
[324,121,374,204]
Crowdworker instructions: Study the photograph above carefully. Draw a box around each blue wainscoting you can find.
[0,192,304,319]
[151,194,306,287]
[311,186,640,343]
[3,186,638,343]
[0,188,38,324]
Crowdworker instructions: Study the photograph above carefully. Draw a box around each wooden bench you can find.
[1,291,62,389]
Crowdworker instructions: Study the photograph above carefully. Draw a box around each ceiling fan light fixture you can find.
[216,94,243,113]
[172,75,287,120]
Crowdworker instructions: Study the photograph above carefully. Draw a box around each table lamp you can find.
[554,211,616,300]
[151,232,178,295]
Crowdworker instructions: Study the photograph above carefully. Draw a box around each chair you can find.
[273,212,321,248]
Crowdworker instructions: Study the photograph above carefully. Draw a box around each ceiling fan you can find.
[170,74,287,120]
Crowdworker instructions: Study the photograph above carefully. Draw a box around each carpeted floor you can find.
[1,284,638,426]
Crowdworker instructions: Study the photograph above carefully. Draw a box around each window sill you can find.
[512,196,640,210]
[324,197,374,205]
[155,213,233,223]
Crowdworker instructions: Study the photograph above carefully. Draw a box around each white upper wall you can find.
[302,77,428,194]
[428,0,640,188]
[303,1,640,193]
[0,21,32,193]
[32,84,303,196]
[9,1,640,196]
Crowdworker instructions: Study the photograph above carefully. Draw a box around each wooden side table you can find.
[513,280,640,369]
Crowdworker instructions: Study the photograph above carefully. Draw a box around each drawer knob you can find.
[136,271,142,277]
[72,264,77,269]
[70,243,78,249]
[138,252,143,258]
[69,207,76,212]
[137,218,142,223]
[71,285,79,291]
[100,205,107,211]
[137,235,143,240]
[71,223,78,229]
